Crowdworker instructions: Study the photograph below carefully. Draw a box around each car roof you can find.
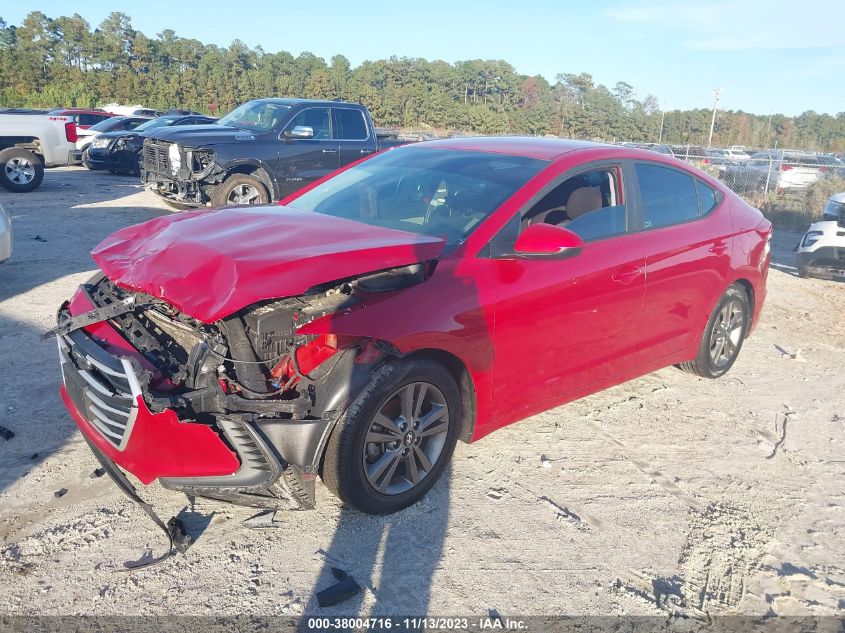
[251,98,362,107]
[409,136,608,160]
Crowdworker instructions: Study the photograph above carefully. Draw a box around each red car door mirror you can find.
[511,223,585,259]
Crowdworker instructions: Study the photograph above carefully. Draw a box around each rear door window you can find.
[332,108,369,140]
[635,163,699,229]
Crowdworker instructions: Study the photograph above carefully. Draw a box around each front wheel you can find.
[212,173,270,207]
[0,148,44,192]
[322,359,461,514]
[678,284,749,378]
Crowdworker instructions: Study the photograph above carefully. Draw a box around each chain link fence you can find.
[667,145,845,228]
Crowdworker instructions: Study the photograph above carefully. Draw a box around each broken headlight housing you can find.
[168,143,182,175]
[189,149,215,177]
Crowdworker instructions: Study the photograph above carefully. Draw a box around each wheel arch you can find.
[221,160,277,199]
[732,277,755,334]
[401,347,477,444]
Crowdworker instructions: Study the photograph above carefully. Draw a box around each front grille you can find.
[58,328,143,450]
[143,140,171,176]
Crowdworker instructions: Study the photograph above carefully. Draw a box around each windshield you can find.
[134,117,179,132]
[218,101,291,132]
[289,147,548,245]
[89,117,125,132]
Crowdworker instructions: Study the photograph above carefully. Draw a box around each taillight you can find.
[65,122,77,143]
[781,164,793,171]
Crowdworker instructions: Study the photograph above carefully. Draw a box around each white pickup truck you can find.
[0,109,78,192]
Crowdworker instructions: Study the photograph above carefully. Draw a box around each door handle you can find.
[709,241,729,255]
[322,149,338,154]
[612,265,644,285]
[360,149,375,154]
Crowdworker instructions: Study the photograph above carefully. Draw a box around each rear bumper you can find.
[796,246,845,279]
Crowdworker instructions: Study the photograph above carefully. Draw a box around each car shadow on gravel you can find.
[302,467,451,618]
[0,168,168,303]
[0,314,78,499]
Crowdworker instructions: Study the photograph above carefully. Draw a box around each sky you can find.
[3,0,843,116]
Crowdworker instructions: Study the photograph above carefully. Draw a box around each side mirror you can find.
[284,125,314,140]
[511,223,584,259]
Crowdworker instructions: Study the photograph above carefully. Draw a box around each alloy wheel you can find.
[362,381,450,495]
[5,157,36,185]
[227,183,262,205]
[709,299,744,368]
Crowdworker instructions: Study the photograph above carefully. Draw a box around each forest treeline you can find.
[2,11,843,151]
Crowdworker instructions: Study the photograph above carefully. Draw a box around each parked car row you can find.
[83,113,217,175]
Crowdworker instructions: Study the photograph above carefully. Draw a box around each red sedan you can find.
[57,138,771,515]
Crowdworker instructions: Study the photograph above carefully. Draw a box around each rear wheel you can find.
[212,174,269,207]
[797,267,809,279]
[0,148,44,192]
[678,284,749,378]
[322,359,461,514]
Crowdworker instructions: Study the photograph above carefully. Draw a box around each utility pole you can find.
[707,88,721,147]
[658,108,665,144]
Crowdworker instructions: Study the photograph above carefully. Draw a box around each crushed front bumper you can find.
[58,326,241,484]
[57,295,323,508]
[141,169,208,207]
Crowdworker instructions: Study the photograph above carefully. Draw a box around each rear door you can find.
[630,162,734,365]
[333,107,376,166]
[277,106,339,198]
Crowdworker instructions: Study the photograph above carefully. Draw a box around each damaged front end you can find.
[58,264,430,510]
[141,139,222,207]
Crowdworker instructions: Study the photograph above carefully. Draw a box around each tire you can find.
[797,267,809,279]
[678,284,749,379]
[81,147,91,168]
[212,173,270,207]
[0,148,44,192]
[322,359,461,514]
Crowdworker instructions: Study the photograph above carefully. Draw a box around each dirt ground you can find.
[0,167,843,618]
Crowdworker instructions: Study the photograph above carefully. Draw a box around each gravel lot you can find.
[0,167,843,618]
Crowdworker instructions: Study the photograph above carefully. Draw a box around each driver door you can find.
[490,163,647,422]
[277,107,340,198]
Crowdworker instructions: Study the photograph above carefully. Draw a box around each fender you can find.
[296,255,498,441]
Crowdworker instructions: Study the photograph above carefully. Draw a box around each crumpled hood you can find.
[146,124,256,146]
[91,205,444,323]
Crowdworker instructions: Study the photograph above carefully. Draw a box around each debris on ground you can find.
[0,426,14,441]
[53,488,68,499]
[90,467,105,478]
[316,567,361,608]
[242,510,282,529]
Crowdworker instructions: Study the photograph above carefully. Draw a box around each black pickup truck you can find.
[141,98,407,208]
